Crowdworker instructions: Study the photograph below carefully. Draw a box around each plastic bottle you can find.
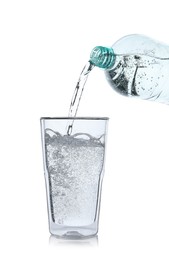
[90,34,169,104]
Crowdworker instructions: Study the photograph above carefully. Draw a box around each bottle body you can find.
[105,35,169,104]
[90,35,169,104]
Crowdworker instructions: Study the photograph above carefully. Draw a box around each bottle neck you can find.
[90,46,116,69]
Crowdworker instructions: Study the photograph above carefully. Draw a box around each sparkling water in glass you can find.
[41,117,109,238]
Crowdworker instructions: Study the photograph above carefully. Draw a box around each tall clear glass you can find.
[40,117,109,238]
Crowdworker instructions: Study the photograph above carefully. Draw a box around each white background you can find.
[0,0,169,259]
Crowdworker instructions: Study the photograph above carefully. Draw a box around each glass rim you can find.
[40,117,109,120]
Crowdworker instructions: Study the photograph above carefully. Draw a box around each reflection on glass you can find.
[49,235,98,247]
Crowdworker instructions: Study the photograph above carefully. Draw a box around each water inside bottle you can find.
[106,53,169,103]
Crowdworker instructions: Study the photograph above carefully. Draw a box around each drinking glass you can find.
[40,117,109,238]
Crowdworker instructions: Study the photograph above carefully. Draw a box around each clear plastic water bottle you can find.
[90,34,169,104]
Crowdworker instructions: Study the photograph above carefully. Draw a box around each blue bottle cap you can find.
[90,46,115,69]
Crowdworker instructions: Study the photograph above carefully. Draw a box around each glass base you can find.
[49,222,98,239]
